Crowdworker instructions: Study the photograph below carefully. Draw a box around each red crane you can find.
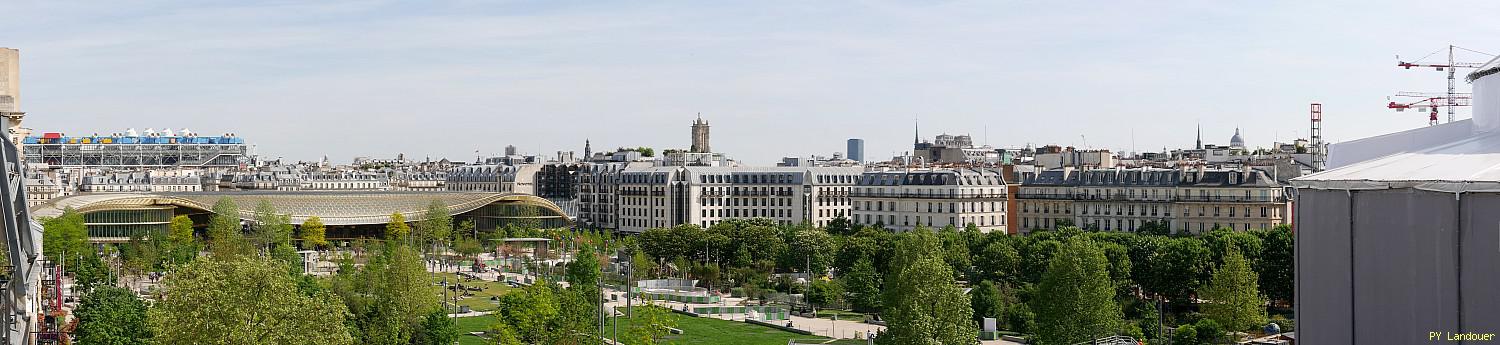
[1387,91,1472,125]
[1393,45,1491,124]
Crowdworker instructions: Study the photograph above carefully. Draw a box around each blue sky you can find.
[5,0,1499,164]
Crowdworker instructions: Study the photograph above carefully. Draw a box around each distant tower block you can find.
[690,114,711,153]
[847,138,865,162]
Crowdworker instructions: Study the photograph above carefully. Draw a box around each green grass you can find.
[606,311,845,345]
[453,314,498,345]
[435,272,515,312]
[454,307,860,345]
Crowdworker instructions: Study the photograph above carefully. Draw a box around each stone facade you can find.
[1015,167,1291,234]
[850,168,1009,233]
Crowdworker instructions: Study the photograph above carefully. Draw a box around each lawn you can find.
[454,308,865,345]
[607,311,850,345]
[434,272,515,313]
[453,314,497,345]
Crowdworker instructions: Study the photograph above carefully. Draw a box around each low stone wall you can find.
[746,319,813,336]
[690,306,788,320]
[639,291,720,304]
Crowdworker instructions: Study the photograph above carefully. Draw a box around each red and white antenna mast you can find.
[1310,103,1325,171]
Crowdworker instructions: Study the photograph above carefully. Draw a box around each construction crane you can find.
[1387,92,1473,125]
[1393,45,1491,124]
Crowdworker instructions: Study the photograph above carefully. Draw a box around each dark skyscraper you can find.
[847,138,864,163]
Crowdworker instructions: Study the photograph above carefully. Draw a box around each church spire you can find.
[1195,122,1203,150]
[914,118,920,146]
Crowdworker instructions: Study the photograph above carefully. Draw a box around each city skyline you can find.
[4,1,1500,164]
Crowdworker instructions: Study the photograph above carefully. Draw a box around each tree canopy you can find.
[1202,247,1266,333]
[1034,237,1123,345]
[877,231,979,345]
[149,255,353,345]
[74,286,152,345]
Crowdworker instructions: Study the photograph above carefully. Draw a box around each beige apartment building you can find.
[850,168,1008,233]
[1015,167,1290,234]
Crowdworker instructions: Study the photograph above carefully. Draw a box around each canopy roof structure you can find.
[34,191,571,226]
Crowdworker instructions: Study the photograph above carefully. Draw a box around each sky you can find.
[4,0,1500,165]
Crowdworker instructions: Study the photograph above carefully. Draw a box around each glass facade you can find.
[83,207,173,238]
[466,203,569,230]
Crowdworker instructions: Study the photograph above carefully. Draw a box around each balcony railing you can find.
[849,192,1007,199]
[1176,196,1287,203]
[700,190,796,197]
[1012,194,1287,203]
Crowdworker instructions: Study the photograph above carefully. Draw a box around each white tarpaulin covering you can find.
[1326,119,1472,169]
[1296,131,1500,192]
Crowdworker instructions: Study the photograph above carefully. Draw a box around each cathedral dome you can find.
[1230,128,1245,148]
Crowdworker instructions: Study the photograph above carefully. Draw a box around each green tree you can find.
[41,208,90,265]
[625,302,674,345]
[1171,324,1200,345]
[566,244,602,300]
[386,213,411,241]
[333,243,438,345]
[149,256,352,345]
[1257,225,1294,304]
[841,256,883,313]
[782,224,833,275]
[1202,249,1266,333]
[74,286,151,345]
[487,322,523,345]
[970,280,1006,324]
[417,200,452,249]
[1034,238,1123,345]
[806,278,845,309]
[561,244,605,342]
[834,227,886,273]
[1005,302,1036,334]
[1194,318,1222,344]
[253,200,300,272]
[252,200,292,250]
[69,247,114,293]
[410,309,458,345]
[492,279,561,343]
[207,197,249,258]
[120,232,159,280]
[1144,237,1210,305]
[301,216,328,250]
[877,232,979,345]
[938,225,974,279]
[825,216,854,236]
[165,215,198,265]
[634,147,655,157]
[975,237,1020,284]
[1019,239,1062,284]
